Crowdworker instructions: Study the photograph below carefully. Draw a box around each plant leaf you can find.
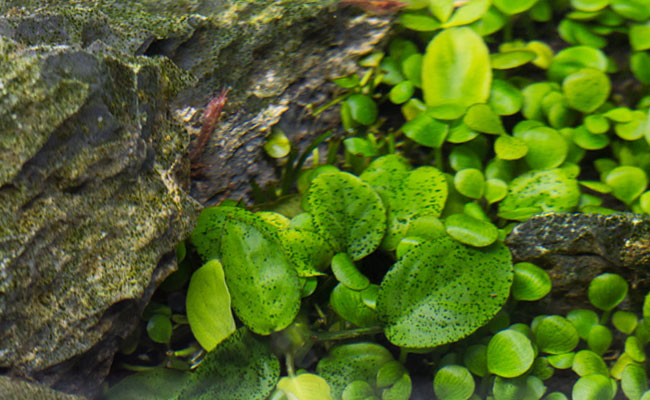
[422,27,492,113]
[276,374,333,400]
[377,237,513,348]
[186,260,236,351]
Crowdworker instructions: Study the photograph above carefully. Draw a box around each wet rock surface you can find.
[506,212,650,314]
[0,1,391,398]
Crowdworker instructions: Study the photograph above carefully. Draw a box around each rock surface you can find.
[0,0,391,398]
[506,212,650,313]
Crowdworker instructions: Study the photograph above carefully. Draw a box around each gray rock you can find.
[506,212,650,313]
[0,0,391,398]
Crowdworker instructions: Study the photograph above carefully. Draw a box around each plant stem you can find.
[119,363,161,372]
[600,309,613,325]
[399,348,408,364]
[310,326,383,342]
[286,352,296,377]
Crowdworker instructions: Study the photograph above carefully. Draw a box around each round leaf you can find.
[445,213,498,247]
[588,273,629,311]
[345,94,378,126]
[463,104,504,134]
[308,171,387,260]
[186,260,236,351]
[491,50,537,69]
[147,314,172,344]
[622,364,648,400]
[402,112,449,148]
[587,324,613,355]
[573,125,610,150]
[487,330,536,378]
[485,178,508,204]
[572,350,608,377]
[464,344,488,378]
[489,79,524,116]
[433,365,475,400]
[521,127,568,170]
[330,283,378,328]
[377,237,513,348]
[493,0,540,14]
[567,309,599,340]
[422,27,492,112]
[331,253,369,291]
[389,81,415,105]
[533,315,580,354]
[511,262,551,301]
[495,135,528,161]
[572,374,614,400]
[605,166,648,205]
[277,374,333,400]
[571,0,609,12]
[454,168,485,199]
[548,46,608,82]
[612,311,638,335]
[264,128,291,158]
[563,68,611,113]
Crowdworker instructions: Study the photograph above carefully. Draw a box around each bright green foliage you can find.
[605,166,648,204]
[276,373,333,400]
[264,128,291,158]
[179,328,279,400]
[571,350,608,377]
[495,134,528,160]
[316,343,395,400]
[330,283,378,328]
[491,50,537,69]
[454,168,485,199]
[344,94,378,126]
[562,68,611,113]
[572,374,615,400]
[533,315,580,354]
[308,171,386,260]
[493,0,540,14]
[498,168,580,220]
[511,262,552,301]
[186,260,235,351]
[548,46,608,82]
[489,79,524,115]
[378,237,512,347]
[464,104,504,134]
[105,369,188,400]
[613,311,639,335]
[487,330,536,378]
[464,344,488,377]
[221,215,301,335]
[520,127,568,169]
[445,213,498,247]
[433,365,475,400]
[567,309,599,340]
[402,111,449,147]
[422,27,492,116]
[588,273,629,311]
[588,324,613,355]
[622,364,648,400]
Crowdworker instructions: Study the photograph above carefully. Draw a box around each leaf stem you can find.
[310,326,383,342]
[399,348,408,364]
[286,352,296,377]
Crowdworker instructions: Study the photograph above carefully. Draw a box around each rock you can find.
[0,376,86,400]
[506,212,650,314]
[0,0,392,398]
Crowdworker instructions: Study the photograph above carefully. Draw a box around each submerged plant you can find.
[106,0,650,399]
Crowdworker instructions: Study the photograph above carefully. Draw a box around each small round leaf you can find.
[563,68,611,113]
[572,374,614,400]
[533,315,579,354]
[567,309,599,340]
[445,213,498,247]
[487,330,535,378]
[588,273,629,311]
[433,365,475,400]
[454,168,486,199]
[572,350,608,377]
[511,262,552,301]
[587,324,613,355]
[147,314,172,344]
[605,166,648,205]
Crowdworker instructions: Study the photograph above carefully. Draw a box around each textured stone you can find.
[0,0,392,398]
[506,212,650,313]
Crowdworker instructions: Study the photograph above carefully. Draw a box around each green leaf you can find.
[521,127,568,170]
[611,0,650,21]
[612,311,638,335]
[429,0,455,23]
[344,137,377,157]
[489,79,524,116]
[276,374,333,400]
[492,376,547,400]
[532,357,555,381]
[522,82,555,120]
[402,112,449,147]
[622,364,648,400]
[278,228,331,277]
[470,5,508,36]
[464,344,488,377]
[445,213,498,247]
[498,169,580,220]
[495,135,528,161]
[631,52,650,84]
[605,166,648,204]
[443,0,491,27]
[630,22,650,51]
[454,168,486,199]
[573,125,610,150]
[422,27,492,112]
[377,237,513,347]
[587,324,613,355]
[308,171,386,260]
[567,309,599,340]
[331,253,370,291]
[493,0,540,14]
[146,314,172,344]
[186,260,236,351]
[221,214,301,335]
[402,53,423,87]
[190,206,242,261]
[342,380,374,400]
[433,365,475,400]
[447,120,479,143]
[264,127,291,158]
[491,50,537,69]
[376,361,408,388]
[585,114,610,134]
[105,369,188,400]
[487,330,536,378]
[533,315,580,354]
[464,104,504,134]
[345,94,378,126]
[485,178,508,204]
[330,283,379,327]
[626,336,647,362]
[548,353,576,369]
[179,328,280,400]
[572,350,608,377]
[562,68,611,113]
[571,374,614,400]
[548,46,608,82]
[511,262,551,301]
[316,343,394,400]
[362,160,447,251]
[571,0,610,11]
[399,13,442,31]
[389,81,415,104]
[589,273,629,312]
